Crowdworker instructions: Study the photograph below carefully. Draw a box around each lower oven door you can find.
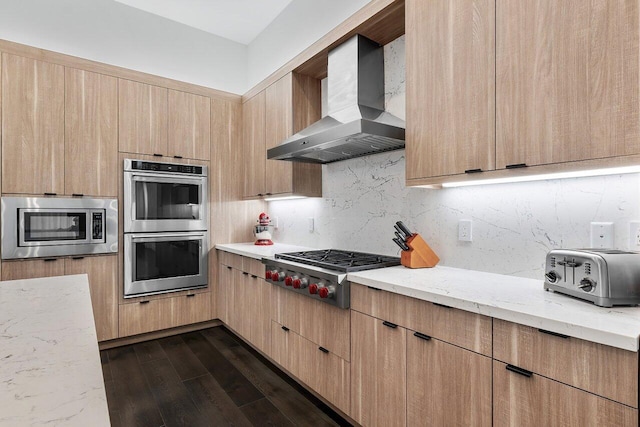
[124,231,208,298]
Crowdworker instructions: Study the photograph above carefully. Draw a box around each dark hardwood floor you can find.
[102,326,351,427]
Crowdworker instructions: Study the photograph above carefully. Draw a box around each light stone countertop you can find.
[0,274,110,427]
[216,243,640,352]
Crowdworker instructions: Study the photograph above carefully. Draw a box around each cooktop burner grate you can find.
[275,249,400,272]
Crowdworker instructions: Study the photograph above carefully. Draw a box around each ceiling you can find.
[114,0,294,45]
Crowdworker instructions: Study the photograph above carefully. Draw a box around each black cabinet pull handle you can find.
[173,155,183,159]
[464,168,482,174]
[186,294,195,298]
[318,346,329,354]
[153,153,163,157]
[71,193,84,197]
[251,275,258,278]
[281,326,289,332]
[506,364,533,378]
[242,272,249,276]
[43,258,58,262]
[44,192,57,196]
[265,193,272,196]
[71,256,85,260]
[433,302,452,309]
[413,331,432,341]
[506,163,527,169]
[538,329,570,339]
[367,286,382,291]
[257,193,264,197]
[382,321,398,329]
[140,300,150,304]
[226,266,232,270]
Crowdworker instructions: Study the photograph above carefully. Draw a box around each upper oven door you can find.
[124,171,208,233]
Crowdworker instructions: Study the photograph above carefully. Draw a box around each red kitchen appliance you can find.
[254,212,274,246]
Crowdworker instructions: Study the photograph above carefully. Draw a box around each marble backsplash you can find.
[267,35,640,280]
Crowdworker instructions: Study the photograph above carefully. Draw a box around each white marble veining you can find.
[348,266,640,352]
[215,242,317,260]
[0,274,110,427]
[268,35,640,280]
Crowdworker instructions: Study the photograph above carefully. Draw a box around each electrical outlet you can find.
[308,217,315,232]
[590,222,614,248]
[629,222,640,250]
[273,217,279,229]
[458,220,472,242]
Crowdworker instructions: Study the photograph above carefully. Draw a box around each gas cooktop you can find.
[263,249,400,309]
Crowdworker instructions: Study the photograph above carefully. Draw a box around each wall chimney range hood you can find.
[267,34,405,164]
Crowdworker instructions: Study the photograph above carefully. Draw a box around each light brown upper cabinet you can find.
[243,72,322,198]
[1,54,64,195]
[242,91,267,198]
[405,0,495,182]
[168,89,211,160]
[65,69,118,197]
[496,0,640,169]
[118,79,168,157]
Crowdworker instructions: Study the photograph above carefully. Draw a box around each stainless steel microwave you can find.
[1,197,118,259]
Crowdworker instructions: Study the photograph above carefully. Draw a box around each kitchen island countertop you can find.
[0,274,110,426]
[216,243,640,352]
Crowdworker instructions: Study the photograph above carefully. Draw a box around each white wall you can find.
[246,0,370,89]
[267,36,640,280]
[0,0,248,94]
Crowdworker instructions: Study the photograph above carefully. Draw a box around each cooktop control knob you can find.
[578,278,596,293]
[272,271,284,282]
[545,271,560,284]
[265,270,273,280]
[285,276,297,287]
[293,278,308,289]
[309,283,320,294]
[318,286,335,299]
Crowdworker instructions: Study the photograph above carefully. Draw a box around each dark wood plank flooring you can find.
[102,326,351,427]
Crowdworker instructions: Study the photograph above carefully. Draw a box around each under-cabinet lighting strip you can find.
[440,166,640,188]
[264,195,308,202]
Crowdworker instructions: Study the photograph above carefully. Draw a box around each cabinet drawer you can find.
[271,320,350,415]
[494,361,638,426]
[351,283,492,356]
[493,319,638,407]
[273,287,350,360]
[243,257,265,279]
[119,292,211,337]
[217,251,243,270]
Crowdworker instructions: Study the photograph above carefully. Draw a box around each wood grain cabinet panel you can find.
[65,255,118,342]
[494,361,638,427]
[493,319,638,407]
[242,91,266,198]
[271,320,302,378]
[407,333,492,426]
[265,73,294,195]
[1,259,65,281]
[65,68,118,197]
[1,54,64,195]
[217,263,234,325]
[350,310,406,427]
[118,79,168,156]
[168,90,210,160]
[496,0,640,169]
[405,0,495,180]
[351,283,492,356]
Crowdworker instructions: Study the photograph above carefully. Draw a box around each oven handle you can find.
[129,232,206,242]
[129,173,206,186]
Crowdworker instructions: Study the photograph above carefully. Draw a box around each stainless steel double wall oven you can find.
[123,159,209,298]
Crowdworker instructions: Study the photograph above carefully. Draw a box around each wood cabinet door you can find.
[496,0,640,169]
[407,333,492,426]
[217,263,234,325]
[265,74,293,195]
[118,79,168,156]
[350,310,406,427]
[1,54,64,194]
[242,92,266,198]
[65,68,118,197]
[65,255,118,342]
[405,0,495,180]
[168,90,211,160]
[493,361,638,427]
[1,258,65,281]
[248,274,271,355]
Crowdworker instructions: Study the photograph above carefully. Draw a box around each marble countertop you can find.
[0,274,110,426]
[215,243,640,351]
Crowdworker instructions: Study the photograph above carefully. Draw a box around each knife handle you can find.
[393,237,410,251]
[394,224,408,239]
[396,221,414,237]
[395,231,406,242]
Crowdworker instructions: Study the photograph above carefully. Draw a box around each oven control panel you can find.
[92,212,103,241]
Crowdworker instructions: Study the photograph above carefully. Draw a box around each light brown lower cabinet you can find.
[2,256,117,342]
[271,320,350,415]
[493,361,638,427]
[118,292,211,337]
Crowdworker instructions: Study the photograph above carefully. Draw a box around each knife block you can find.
[401,234,440,268]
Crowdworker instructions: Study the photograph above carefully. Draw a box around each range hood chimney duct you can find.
[267,34,405,164]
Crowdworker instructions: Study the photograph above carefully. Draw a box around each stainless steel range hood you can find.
[267,34,405,164]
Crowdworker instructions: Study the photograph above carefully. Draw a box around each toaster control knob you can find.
[578,278,596,293]
[545,271,560,284]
